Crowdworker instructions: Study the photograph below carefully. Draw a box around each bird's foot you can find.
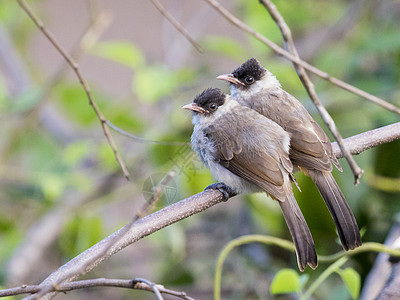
[205,182,237,201]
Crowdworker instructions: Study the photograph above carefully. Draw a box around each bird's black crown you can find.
[194,88,226,110]
[232,58,266,81]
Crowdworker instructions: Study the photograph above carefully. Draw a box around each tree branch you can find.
[331,122,400,158]
[25,171,175,300]
[23,189,225,300]
[21,123,400,300]
[203,0,400,116]
[0,278,195,300]
[149,0,203,53]
[258,0,363,184]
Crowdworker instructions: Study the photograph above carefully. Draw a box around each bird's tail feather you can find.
[309,170,362,250]
[279,194,318,271]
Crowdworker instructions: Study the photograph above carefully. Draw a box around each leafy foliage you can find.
[270,268,300,295]
[338,268,361,299]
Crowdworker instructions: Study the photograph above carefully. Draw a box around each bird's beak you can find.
[216,73,244,86]
[182,103,208,114]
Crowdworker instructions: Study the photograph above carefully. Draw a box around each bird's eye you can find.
[209,103,217,111]
[245,76,254,84]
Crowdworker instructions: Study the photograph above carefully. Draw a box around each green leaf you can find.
[38,174,65,202]
[76,216,103,254]
[98,143,119,171]
[92,41,144,69]
[54,84,95,126]
[133,67,194,103]
[0,226,22,260]
[339,268,361,299]
[270,268,300,295]
[62,141,91,165]
[60,215,103,258]
[133,67,173,102]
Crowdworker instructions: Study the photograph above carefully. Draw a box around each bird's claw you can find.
[205,182,237,201]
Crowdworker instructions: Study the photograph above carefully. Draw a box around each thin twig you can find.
[149,0,203,53]
[134,278,164,300]
[16,0,131,180]
[132,171,176,222]
[106,120,189,146]
[202,0,400,116]
[33,11,113,113]
[21,123,400,300]
[258,0,363,184]
[0,278,195,300]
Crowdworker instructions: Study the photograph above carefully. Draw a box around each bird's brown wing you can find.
[262,92,335,172]
[205,124,290,201]
[310,119,342,171]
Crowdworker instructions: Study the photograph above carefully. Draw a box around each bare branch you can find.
[106,120,189,146]
[258,0,363,184]
[26,189,225,300]
[16,0,131,180]
[132,171,176,222]
[27,171,175,300]
[22,123,400,300]
[331,122,400,158]
[203,0,400,116]
[150,0,204,53]
[0,278,195,300]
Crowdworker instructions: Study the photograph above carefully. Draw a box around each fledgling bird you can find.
[182,88,317,271]
[217,58,362,251]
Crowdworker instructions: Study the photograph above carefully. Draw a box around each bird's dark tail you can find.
[279,194,318,271]
[309,170,362,250]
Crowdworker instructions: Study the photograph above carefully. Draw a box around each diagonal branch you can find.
[258,0,363,184]
[25,123,400,300]
[27,189,226,300]
[149,0,204,53]
[203,0,400,116]
[16,0,131,180]
[26,171,175,300]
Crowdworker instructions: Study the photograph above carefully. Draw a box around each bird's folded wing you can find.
[275,93,334,171]
[205,125,288,201]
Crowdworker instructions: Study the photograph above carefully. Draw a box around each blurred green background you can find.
[0,0,399,299]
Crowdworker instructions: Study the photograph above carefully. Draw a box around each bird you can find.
[217,58,362,251]
[182,88,318,271]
